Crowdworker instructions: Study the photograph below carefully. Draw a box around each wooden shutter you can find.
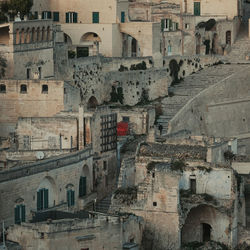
[37,190,41,210]
[71,190,75,206]
[67,190,70,207]
[14,206,20,224]
[73,12,78,23]
[44,189,49,209]
[66,13,69,23]
[194,2,200,16]
[161,20,164,32]
[53,12,59,22]
[48,11,52,19]
[21,205,25,222]
[79,177,87,197]
[93,12,99,23]
[42,11,45,19]
[121,12,125,23]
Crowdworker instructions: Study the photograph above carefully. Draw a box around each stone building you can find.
[111,137,241,249]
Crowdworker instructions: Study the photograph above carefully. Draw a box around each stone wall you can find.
[168,65,250,138]
[0,148,93,226]
[7,214,143,250]
[0,80,64,137]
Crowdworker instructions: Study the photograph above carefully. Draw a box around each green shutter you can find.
[34,12,38,19]
[71,190,75,206]
[169,19,172,31]
[37,191,41,210]
[73,12,78,23]
[44,189,49,209]
[42,11,45,19]
[53,12,59,22]
[79,177,87,197]
[67,190,70,207]
[21,205,25,222]
[161,19,164,32]
[48,11,52,19]
[14,206,20,224]
[66,13,69,23]
[194,2,200,16]
[121,11,125,23]
[93,12,99,23]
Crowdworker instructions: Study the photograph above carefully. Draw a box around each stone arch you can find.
[47,26,51,41]
[87,96,98,109]
[15,29,20,44]
[41,26,45,41]
[31,27,36,42]
[36,27,40,42]
[181,204,229,245]
[196,33,201,55]
[26,28,30,43]
[122,33,140,57]
[37,176,57,208]
[64,32,72,45]
[80,32,101,43]
[20,28,25,44]
[226,30,231,45]
[79,164,91,197]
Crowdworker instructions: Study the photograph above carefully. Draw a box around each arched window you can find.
[41,27,45,41]
[37,27,40,42]
[31,27,36,42]
[26,28,30,43]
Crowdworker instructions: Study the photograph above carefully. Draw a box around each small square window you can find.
[122,116,129,122]
[42,84,48,93]
[0,84,6,93]
[153,202,157,207]
[20,84,27,93]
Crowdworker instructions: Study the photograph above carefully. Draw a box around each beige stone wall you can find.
[0,148,93,227]
[16,117,78,150]
[0,80,64,136]
[7,215,143,250]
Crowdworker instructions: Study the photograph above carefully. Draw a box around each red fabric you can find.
[117,122,128,136]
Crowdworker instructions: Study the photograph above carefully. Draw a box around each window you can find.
[79,176,87,197]
[153,202,157,207]
[27,68,30,79]
[37,188,49,211]
[53,12,59,22]
[38,67,42,79]
[194,2,201,16]
[0,84,6,93]
[42,84,48,93]
[67,189,75,207]
[14,204,25,224]
[185,23,190,30]
[190,177,196,193]
[92,12,99,23]
[103,161,107,171]
[34,11,38,19]
[20,84,27,93]
[121,11,125,23]
[42,11,52,19]
[66,12,78,23]
[122,116,130,122]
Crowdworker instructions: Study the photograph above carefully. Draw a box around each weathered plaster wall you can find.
[168,65,250,138]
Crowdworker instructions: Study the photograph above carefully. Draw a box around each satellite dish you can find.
[36,151,45,160]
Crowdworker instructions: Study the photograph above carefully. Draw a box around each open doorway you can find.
[202,223,212,242]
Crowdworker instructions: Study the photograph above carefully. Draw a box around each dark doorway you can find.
[226,31,231,45]
[132,38,137,57]
[87,96,98,109]
[190,179,196,193]
[204,40,210,55]
[202,223,212,242]
[77,47,89,58]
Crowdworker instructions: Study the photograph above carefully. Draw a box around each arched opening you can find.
[212,33,219,54]
[41,27,45,41]
[196,33,201,55]
[20,29,25,44]
[64,33,72,45]
[79,165,91,197]
[26,28,30,43]
[36,27,40,42]
[31,27,36,42]
[15,29,20,44]
[131,37,137,57]
[79,32,101,57]
[87,96,98,109]
[181,205,229,245]
[37,176,57,210]
[226,30,231,45]
[47,26,51,41]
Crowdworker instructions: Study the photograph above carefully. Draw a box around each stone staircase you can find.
[95,194,112,214]
[156,64,246,139]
